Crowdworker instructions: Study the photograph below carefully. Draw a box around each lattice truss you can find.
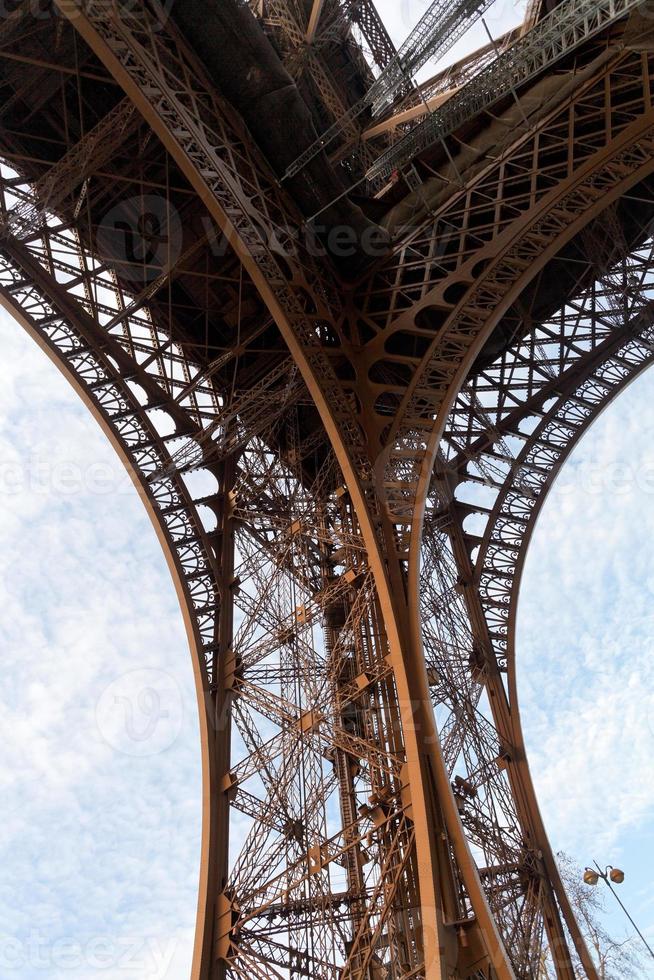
[223,446,426,979]
[2,2,654,978]
[40,0,654,591]
[3,140,654,977]
[0,158,431,979]
[420,224,654,975]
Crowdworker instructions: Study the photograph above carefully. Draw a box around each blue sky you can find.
[517,368,654,971]
[0,0,651,976]
[0,315,201,977]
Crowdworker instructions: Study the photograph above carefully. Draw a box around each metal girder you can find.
[367,0,643,182]
[252,0,369,157]
[363,27,520,141]
[284,0,500,179]
[342,0,396,73]
[253,0,396,74]
[6,97,139,236]
[306,0,327,42]
[424,232,654,977]
[3,4,654,980]
[369,0,498,117]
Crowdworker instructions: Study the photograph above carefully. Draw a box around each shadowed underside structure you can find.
[1,0,654,977]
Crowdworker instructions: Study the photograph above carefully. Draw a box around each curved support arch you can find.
[0,204,227,978]
[475,300,654,980]
[477,320,654,686]
[475,297,654,773]
[423,233,654,977]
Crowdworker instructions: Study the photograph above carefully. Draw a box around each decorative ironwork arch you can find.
[422,231,654,977]
[3,2,654,976]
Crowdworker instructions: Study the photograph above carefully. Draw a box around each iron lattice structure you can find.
[1,1,654,977]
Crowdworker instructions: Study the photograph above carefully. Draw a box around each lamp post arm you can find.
[592,862,654,962]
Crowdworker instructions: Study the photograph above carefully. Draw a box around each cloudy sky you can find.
[0,315,201,978]
[0,0,651,976]
[517,368,654,970]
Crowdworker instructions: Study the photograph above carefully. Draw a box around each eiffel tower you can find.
[1,1,653,977]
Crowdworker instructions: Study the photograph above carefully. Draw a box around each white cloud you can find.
[517,368,654,958]
[0,311,201,978]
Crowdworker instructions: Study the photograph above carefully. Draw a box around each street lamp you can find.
[583,861,654,962]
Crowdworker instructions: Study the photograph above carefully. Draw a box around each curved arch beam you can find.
[50,6,517,973]
[425,235,654,976]
[0,213,227,979]
[477,303,654,745]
